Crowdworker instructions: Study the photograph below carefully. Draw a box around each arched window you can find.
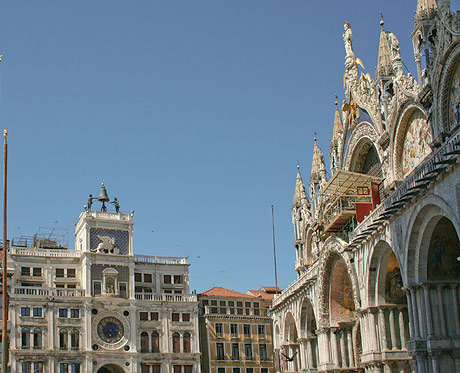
[59,329,68,350]
[152,331,160,353]
[70,329,79,350]
[33,328,42,349]
[21,328,30,349]
[183,332,191,353]
[140,332,149,353]
[172,332,180,353]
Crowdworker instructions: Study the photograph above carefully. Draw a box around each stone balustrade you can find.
[134,255,189,265]
[11,286,85,297]
[9,247,80,258]
[134,293,197,302]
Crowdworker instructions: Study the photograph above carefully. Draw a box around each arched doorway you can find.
[97,364,125,373]
[300,298,318,370]
[328,255,358,370]
[367,243,410,371]
[282,313,299,372]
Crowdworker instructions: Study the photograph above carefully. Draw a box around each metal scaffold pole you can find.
[2,129,7,373]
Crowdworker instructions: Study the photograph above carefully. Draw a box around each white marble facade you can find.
[271,1,460,372]
[8,209,201,373]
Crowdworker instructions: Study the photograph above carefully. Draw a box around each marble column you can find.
[450,284,460,336]
[306,338,313,369]
[416,287,426,338]
[415,353,427,373]
[339,330,347,367]
[423,286,434,337]
[298,339,306,370]
[436,285,447,338]
[398,308,407,348]
[331,329,340,367]
[378,308,388,351]
[409,288,420,338]
[406,290,416,339]
[346,328,354,367]
[369,309,378,351]
[389,308,397,349]
[429,351,440,373]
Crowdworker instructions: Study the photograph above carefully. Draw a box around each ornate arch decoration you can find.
[299,295,317,338]
[283,312,299,343]
[405,195,460,285]
[367,240,405,307]
[393,104,432,180]
[438,42,460,134]
[316,237,360,327]
[343,122,383,176]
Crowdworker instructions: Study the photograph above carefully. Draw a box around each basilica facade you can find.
[271,1,460,372]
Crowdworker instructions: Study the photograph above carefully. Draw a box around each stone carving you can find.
[95,236,119,254]
[448,62,460,127]
[402,117,432,177]
[343,22,354,60]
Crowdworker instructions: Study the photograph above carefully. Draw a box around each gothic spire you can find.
[376,19,392,79]
[416,0,438,15]
[293,163,309,206]
[310,136,327,183]
[415,0,438,22]
[332,100,343,142]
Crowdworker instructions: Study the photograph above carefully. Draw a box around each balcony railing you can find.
[9,247,80,258]
[84,210,133,221]
[134,293,197,302]
[134,255,188,265]
[11,286,85,297]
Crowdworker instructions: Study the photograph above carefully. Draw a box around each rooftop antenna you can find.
[271,205,278,293]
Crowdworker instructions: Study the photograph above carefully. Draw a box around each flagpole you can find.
[271,205,278,291]
[2,128,8,373]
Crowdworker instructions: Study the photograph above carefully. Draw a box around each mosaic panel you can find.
[90,228,129,255]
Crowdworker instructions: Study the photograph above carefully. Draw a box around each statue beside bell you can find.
[83,181,122,213]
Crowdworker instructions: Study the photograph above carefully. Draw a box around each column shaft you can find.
[389,308,397,349]
[378,309,388,351]
[436,285,447,337]
[423,286,434,337]
[339,331,347,367]
[450,284,460,336]
[398,309,407,348]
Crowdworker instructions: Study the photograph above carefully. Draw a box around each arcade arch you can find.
[97,364,125,373]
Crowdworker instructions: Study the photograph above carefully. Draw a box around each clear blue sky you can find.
[0,1,450,293]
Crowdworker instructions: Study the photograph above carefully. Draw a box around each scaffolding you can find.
[320,170,384,234]
[12,226,69,249]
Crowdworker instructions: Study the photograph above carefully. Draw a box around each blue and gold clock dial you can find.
[97,317,124,344]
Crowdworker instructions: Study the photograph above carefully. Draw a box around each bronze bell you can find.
[98,180,110,212]
[98,181,110,202]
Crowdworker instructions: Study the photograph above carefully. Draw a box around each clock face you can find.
[97,317,124,344]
